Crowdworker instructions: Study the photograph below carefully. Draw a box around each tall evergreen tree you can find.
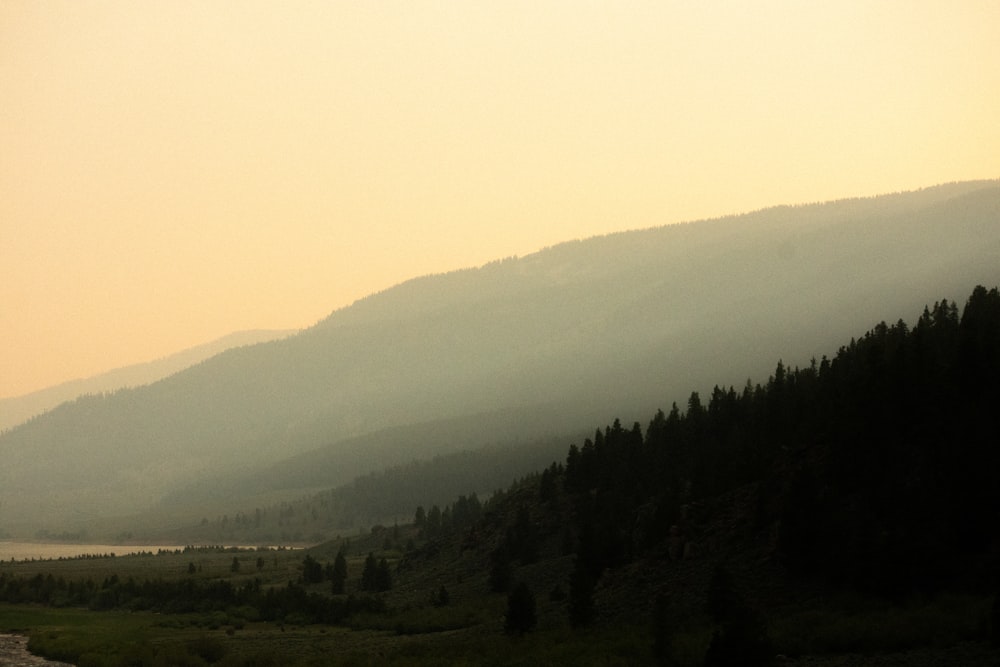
[489,542,513,593]
[301,554,323,584]
[505,582,536,635]
[331,549,348,594]
[361,552,378,592]
[375,558,392,592]
[568,558,595,627]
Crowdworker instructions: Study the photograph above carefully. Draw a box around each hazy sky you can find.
[2,1,998,399]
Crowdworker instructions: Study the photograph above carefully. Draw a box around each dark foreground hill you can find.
[375,283,1000,663]
[1,180,998,533]
[398,285,999,585]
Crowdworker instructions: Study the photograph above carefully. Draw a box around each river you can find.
[0,634,73,666]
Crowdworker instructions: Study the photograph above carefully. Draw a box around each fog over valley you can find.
[1,180,997,540]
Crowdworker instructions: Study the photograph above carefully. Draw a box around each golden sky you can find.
[2,1,998,399]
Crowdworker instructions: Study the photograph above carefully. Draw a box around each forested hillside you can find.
[150,435,578,545]
[547,284,1000,603]
[0,330,294,433]
[4,286,997,666]
[1,181,997,534]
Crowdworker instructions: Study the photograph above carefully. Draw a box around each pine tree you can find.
[301,554,323,584]
[704,565,771,667]
[539,464,557,501]
[331,549,348,594]
[375,558,392,592]
[511,506,538,564]
[568,559,595,627]
[489,542,512,593]
[361,552,378,592]
[504,582,536,635]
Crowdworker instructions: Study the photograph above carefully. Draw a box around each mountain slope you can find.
[0,329,295,432]
[1,181,997,532]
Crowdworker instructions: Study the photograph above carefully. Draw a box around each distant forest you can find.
[170,437,573,544]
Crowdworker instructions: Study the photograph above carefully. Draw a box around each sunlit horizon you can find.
[2,1,998,398]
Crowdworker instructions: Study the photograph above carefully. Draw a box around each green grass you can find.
[0,601,664,666]
[771,592,992,657]
[3,593,995,667]
[1,605,166,666]
[657,623,714,667]
[3,542,997,666]
[349,602,494,635]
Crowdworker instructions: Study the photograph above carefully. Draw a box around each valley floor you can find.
[780,641,998,667]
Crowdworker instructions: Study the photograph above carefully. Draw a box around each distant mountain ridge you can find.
[0,329,296,432]
[1,180,997,534]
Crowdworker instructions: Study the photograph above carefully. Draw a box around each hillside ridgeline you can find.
[1,181,997,532]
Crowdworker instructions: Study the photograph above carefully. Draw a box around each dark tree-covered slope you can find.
[397,285,1000,651]
[547,285,1000,605]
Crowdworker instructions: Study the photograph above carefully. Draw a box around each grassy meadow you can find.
[0,536,655,666]
[1,533,997,666]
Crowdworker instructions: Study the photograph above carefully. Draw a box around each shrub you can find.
[188,635,227,663]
